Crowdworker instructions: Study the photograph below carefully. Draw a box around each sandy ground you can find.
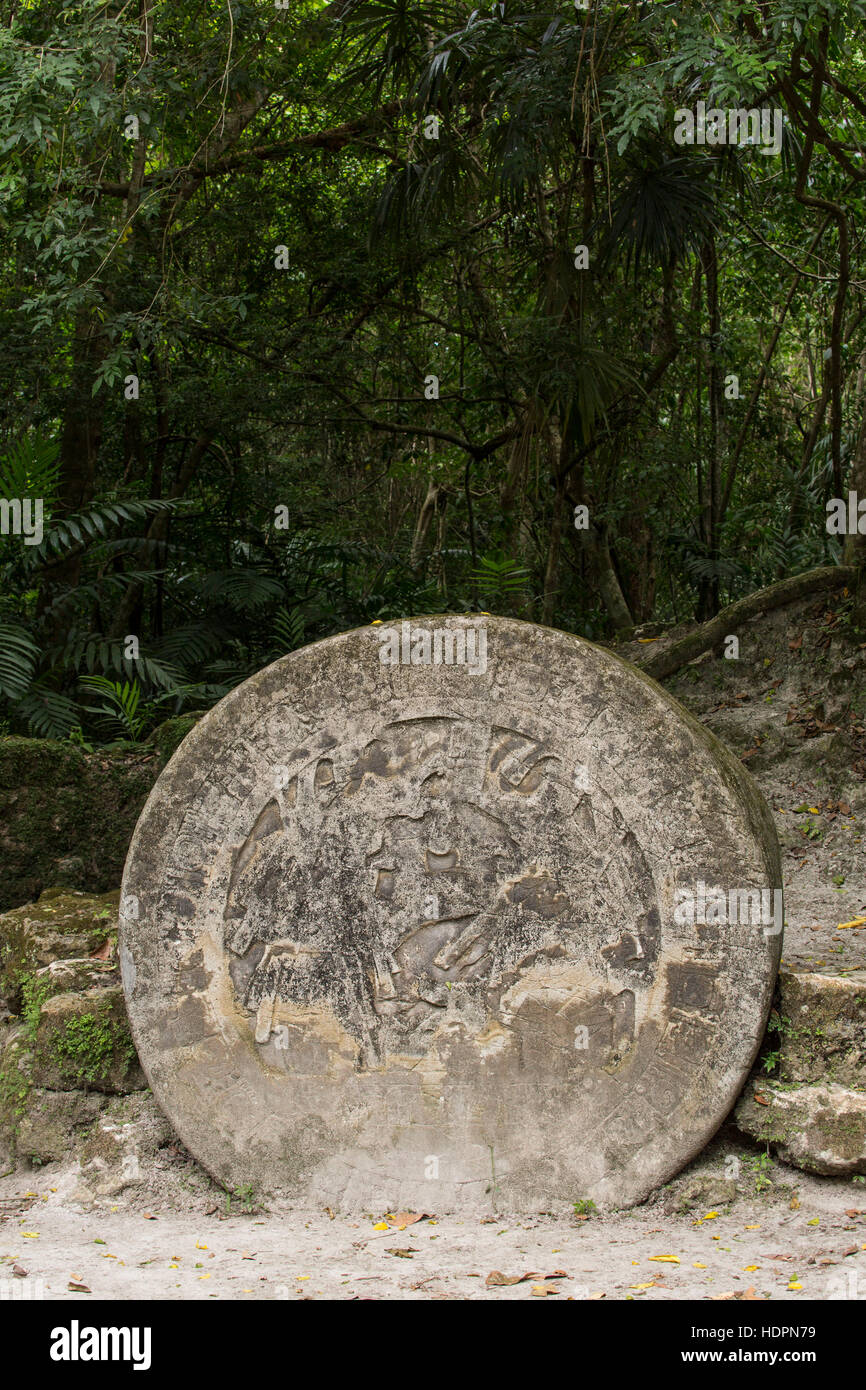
[2,1151,866,1301]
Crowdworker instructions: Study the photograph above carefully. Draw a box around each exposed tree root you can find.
[636,565,857,683]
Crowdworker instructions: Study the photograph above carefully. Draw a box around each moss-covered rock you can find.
[0,719,198,913]
[735,1080,866,1175]
[0,889,120,1013]
[148,715,200,766]
[14,1088,109,1166]
[31,986,145,1093]
[0,1025,34,1155]
[0,888,148,1165]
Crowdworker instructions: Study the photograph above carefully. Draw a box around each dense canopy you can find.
[1,0,865,742]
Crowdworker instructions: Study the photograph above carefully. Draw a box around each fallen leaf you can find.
[692,1263,707,1269]
[20,1232,39,1239]
[372,1222,389,1231]
[743,1265,760,1272]
[143,1213,158,1220]
[387,1211,433,1228]
[531,1283,558,1296]
[843,1246,859,1257]
[753,1093,770,1106]
[68,1280,91,1293]
[648,1255,680,1263]
[90,939,112,960]
[12,1265,27,1277]
[485,1269,567,1287]
[845,1209,862,1218]
[385,1248,417,1258]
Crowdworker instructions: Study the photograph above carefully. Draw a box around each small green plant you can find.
[226,1183,259,1214]
[572,1198,597,1216]
[749,1152,774,1193]
[20,974,52,1041]
[760,1046,781,1074]
[797,817,823,841]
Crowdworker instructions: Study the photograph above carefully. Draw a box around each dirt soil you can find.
[2,1138,866,1300]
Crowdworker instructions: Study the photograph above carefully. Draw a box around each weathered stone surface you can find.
[121,616,782,1210]
[75,1093,174,1198]
[666,1172,738,1215]
[777,969,866,1087]
[14,1088,109,1166]
[735,1081,866,1175]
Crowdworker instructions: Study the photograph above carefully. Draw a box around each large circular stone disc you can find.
[120,616,781,1210]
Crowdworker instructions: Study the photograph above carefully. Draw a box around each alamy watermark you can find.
[377,620,488,675]
[826,491,866,535]
[0,497,43,545]
[674,881,783,936]
[674,102,783,157]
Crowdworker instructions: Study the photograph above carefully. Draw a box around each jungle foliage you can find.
[1,0,865,741]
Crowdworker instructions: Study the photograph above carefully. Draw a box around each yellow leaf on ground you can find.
[648,1255,680,1263]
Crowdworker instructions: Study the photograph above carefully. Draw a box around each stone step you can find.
[733,967,866,1177]
[775,966,866,1088]
[735,1081,866,1176]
